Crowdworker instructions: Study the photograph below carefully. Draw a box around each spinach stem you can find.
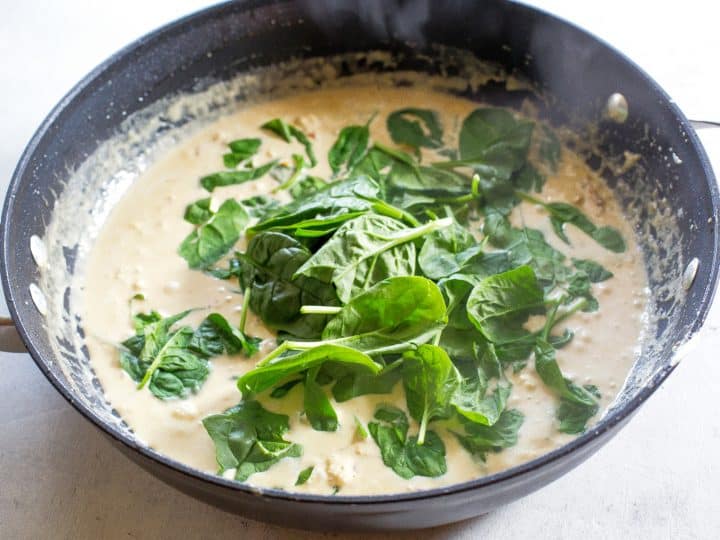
[371,200,421,227]
[137,331,183,390]
[255,341,290,367]
[417,411,429,446]
[239,287,252,333]
[300,305,342,315]
[272,153,305,192]
[550,298,589,329]
[515,190,547,208]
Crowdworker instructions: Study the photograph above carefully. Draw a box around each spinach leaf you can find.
[202,400,302,481]
[538,125,561,172]
[483,214,569,287]
[368,405,447,479]
[418,221,482,279]
[331,363,402,402]
[262,118,317,167]
[452,379,511,427]
[512,163,545,193]
[273,153,307,193]
[190,312,261,358]
[452,408,524,460]
[295,214,451,303]
[240,194,281,219]
[270,378,303,398]
[295,466,314,486]
[289,175,326,200]
[304,367,338,431]
[200,161,277,192]
[120,310,210,400]
[435,108,534,181]
[329,124,370,175]
[401,344,459,444]
[321,276,448,355]
[466,265,545,344]
[239,231,340,338]
[534,338,599,433]
[184,198,213,225]
[178,199,249,269]
[386,108,443,149]
[518,192,626,253]
[248,176,381,238]
[572,258,613,282]
[237,344,381,396]
[223,137,262,168]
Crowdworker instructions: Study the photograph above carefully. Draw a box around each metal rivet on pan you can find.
[606,93,629,123]
[682,257,699,290]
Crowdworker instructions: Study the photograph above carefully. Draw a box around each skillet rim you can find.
[1,0,718,506]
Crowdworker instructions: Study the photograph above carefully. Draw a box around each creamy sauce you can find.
[82,86,647,495]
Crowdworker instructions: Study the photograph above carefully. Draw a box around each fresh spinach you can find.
[240,194,281,220]
[237,344,381,396]
[386,108,443,150]
[572,258,613,282]
[248,176,381,238]
[223,137,262,168]
[534,338,599,433]
[295,214,452,303]
[190,312,261,358]
[401,344,459,444]
[466,265,545,344]
[262,118,317,167]
[295,466,314,485]
[202,400,302,481]
[237,231,340,338]
[329,124,370,175]
[452,408,524,460]
[200,161,277,192]
[418,221,483,280]
[304,366,339,431]
[184,197,213,225]
[368,405,447,479]
[178,198,249,269]
[435,108,534,181]
[119,310,210,400]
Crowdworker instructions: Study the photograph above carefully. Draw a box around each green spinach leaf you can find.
[190,312,261,358]
[120,310,210,400]
[262,118,317,167]
[237,344,381,396]
[329,124,370,175]
[466,265,545,344]
[387,108,443,149]
[295,466,314,485]
[200,161,277,192]
[178,199,249,269]
[534,338,599,433]
[238,231,340,338]
[202,400,302,481]
[452,408,524,460]
[402,344,459,444]
[223,137,262,168]
[321,276,448,355]
[368,405,447,479]
[304,367,339,431]
[295,214,451,303]
[184,198,213,225]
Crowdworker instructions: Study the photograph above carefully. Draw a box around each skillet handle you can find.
[690,119,720,129]
[0,317,27,353]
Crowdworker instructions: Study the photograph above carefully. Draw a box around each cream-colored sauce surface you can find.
[82,86,647,495]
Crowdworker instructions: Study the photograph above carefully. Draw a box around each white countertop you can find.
[1,2,719,538]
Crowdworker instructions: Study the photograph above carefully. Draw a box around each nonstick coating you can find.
[1,0,718,531]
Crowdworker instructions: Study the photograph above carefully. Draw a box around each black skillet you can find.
[1,0,718,531]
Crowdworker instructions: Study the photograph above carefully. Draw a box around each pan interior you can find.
[27,47,697,494]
